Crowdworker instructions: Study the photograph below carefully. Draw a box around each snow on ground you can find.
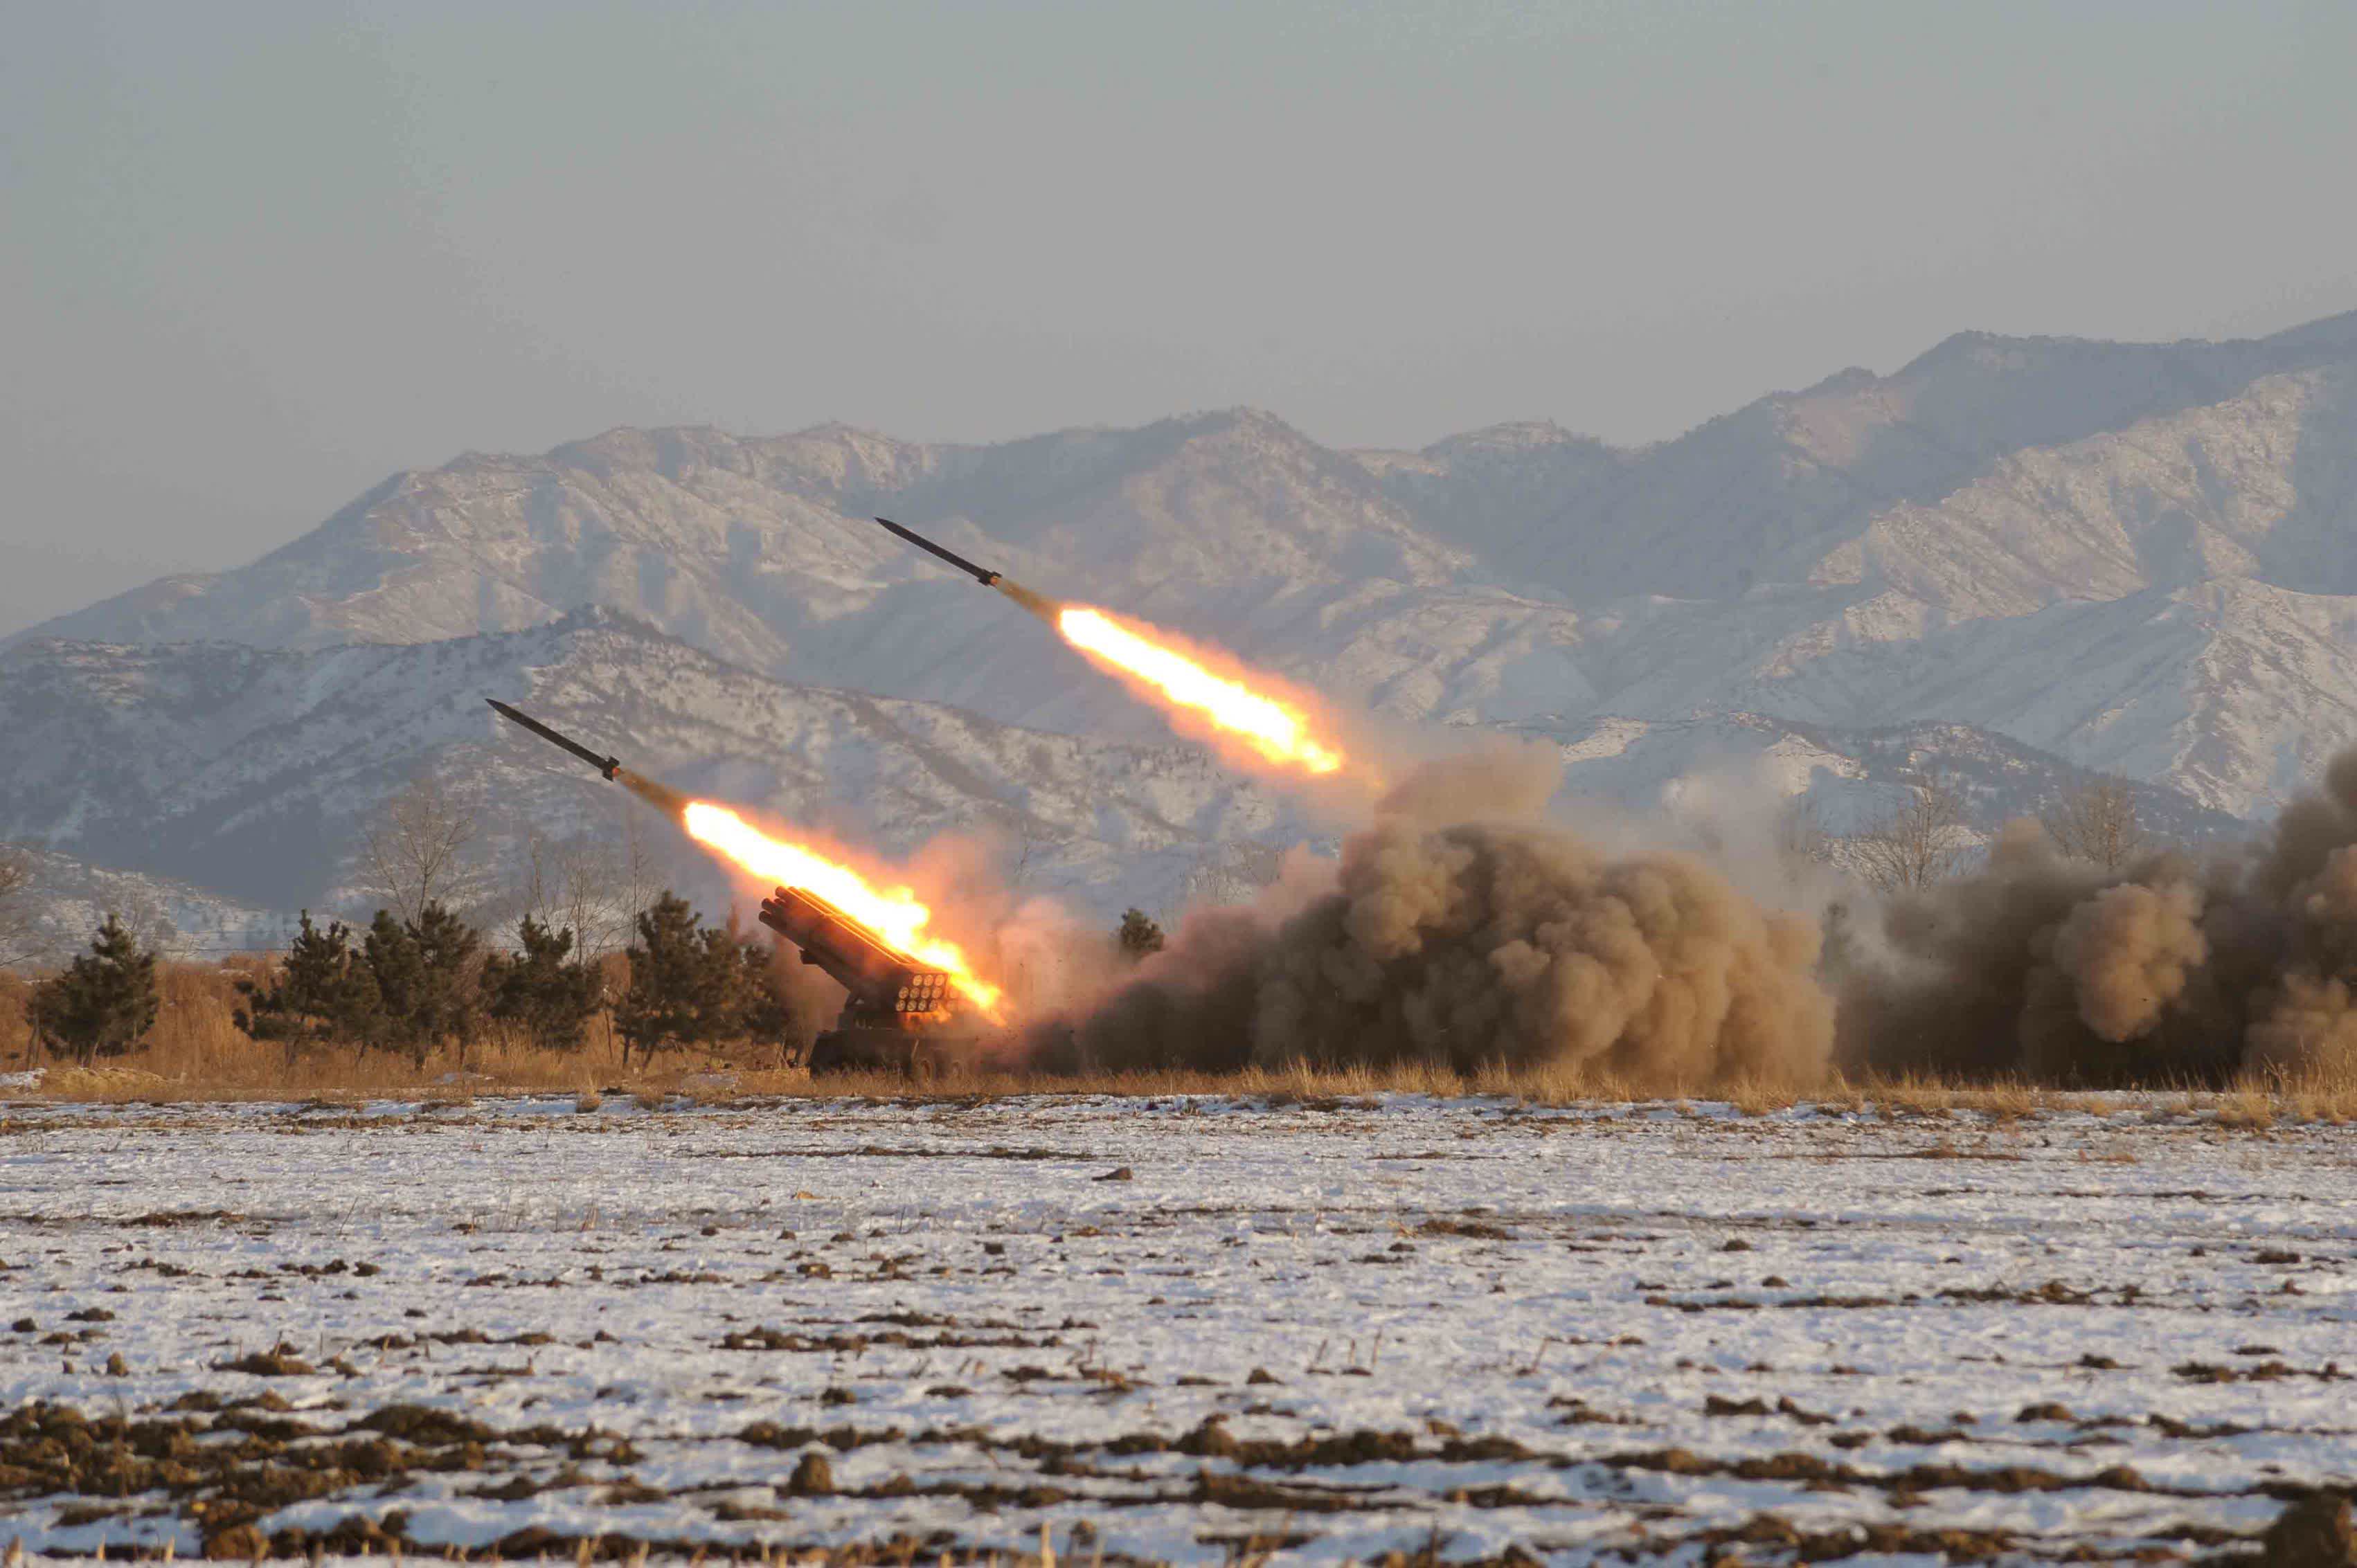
[1,1093,2351,1562]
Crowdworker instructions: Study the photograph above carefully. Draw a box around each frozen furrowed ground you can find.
[1,1093,2352,1563]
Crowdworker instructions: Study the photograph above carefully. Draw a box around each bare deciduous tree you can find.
[357,773,487,923]
[1005,814,1036,888]
[99,889,179,960]
[1776,795,1834,869]
[1849,775,1977,892]
[516,829,632,961]
[2042,779,2149,872]
[620,805,661,939]
[0,846,39,968]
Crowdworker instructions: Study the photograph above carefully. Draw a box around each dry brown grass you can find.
[6,959,2356,1119]
[2210,1083,2279,1131]
[1840,1073,2047,1121]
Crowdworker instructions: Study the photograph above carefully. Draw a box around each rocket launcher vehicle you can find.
[758,886,953,1017]
[758,885,994,1076]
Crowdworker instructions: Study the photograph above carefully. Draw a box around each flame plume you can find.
[681,802,1003,1013]
[1054,606,1353,780]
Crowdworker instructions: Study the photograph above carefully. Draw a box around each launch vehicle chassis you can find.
[806,1025,996,1078]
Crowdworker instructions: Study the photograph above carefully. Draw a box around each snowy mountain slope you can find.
[7,410,1585,742]
[1518,711,2248,849]
[1819,363,2357,613]
[0,617,2235,944]
[1353,421,1620,568]
[1514,571,2357,821]
[0,611,1319,924]
[1431,314,2357,606]
[1754,578,2357,818]
[10,311,2357,818]
[1540,357,2357,817]
[8,411,1480,663]
[1,845,290,968]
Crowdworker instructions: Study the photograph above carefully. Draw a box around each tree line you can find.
[21,892,803,1067]
[24,894,1175,1067]
[1,768,2155,1066]
[1784,775,2161,892]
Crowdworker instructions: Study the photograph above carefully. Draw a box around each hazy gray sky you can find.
[5,0,2353,636]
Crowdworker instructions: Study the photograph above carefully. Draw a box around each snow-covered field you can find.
[1,1094,2351,1562]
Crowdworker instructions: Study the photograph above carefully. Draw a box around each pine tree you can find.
[361,910,427,1057]
[733,939,792,1058]
[611,895,789,1064]
[484,917,601,1052]
[27,914,159,1064]
[234,911,382,1048]
[405,902,484,1061]
[359,902,484,1065]
[697,926,753,1040]
[1116,908,1166,960]
[613,892,708,1065]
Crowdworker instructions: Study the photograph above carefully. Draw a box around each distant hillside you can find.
[0,611,1316,924]
[14,311,2357,817]
[1527,712,2250,847]
[0,611,2243,935]
[2,844,288,968]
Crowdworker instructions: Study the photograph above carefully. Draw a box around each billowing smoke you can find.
[1844,750,2357,1085]
[1035,741,1836,1089]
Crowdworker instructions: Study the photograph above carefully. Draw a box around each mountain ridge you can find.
[0,613,2246,938]
[8,309,2357,824]
[0,609,1320,924]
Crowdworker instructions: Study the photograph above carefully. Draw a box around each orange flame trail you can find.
[1055,606,1352,779]
[681,801,1003,1013]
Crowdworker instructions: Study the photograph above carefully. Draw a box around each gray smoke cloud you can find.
[1844,748,2357,1085]
[1036,741,1835,1089]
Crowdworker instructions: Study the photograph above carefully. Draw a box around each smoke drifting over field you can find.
[1030,739,2357,1090]
[1844,750,2357,1085]
[1041,742,1835,1089]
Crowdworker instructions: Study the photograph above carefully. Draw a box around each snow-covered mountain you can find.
[6,412,1585,744]
[8,308,2356,925]
[0,610,1318,926]
[0,614,2241,930]
[1527,712,2248,849]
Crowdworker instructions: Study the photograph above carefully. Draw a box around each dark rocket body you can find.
[870,516,1061,624]
[485,699,622,780]
[874,516,1001,585]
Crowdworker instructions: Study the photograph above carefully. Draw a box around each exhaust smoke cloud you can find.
[1037,742,1834,1090]
[1843,750,2357,1084]
[1029,737,2357,1090]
